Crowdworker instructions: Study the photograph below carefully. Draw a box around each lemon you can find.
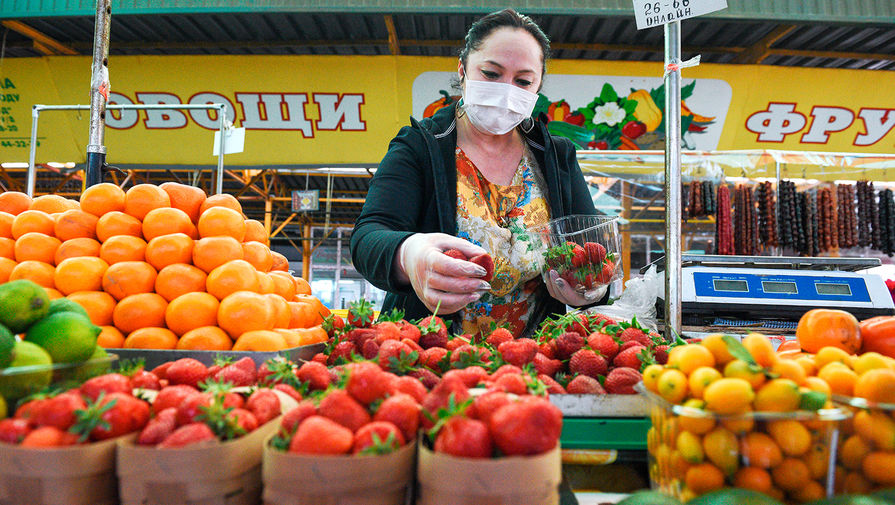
[0,324,14,368]
[0,279,50,333]
[46,297,90,320]
[0,340,52,401]
[24,312,100,364]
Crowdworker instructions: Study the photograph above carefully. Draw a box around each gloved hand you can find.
[394,233,492,314]
[544,270,607,307]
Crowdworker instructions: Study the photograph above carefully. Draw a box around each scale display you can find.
[693,271,871,303]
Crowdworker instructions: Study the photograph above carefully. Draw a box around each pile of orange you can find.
[0,184,329,352]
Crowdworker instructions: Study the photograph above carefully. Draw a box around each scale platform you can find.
[645,255,895,326]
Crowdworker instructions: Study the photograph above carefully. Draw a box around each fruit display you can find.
[0,187,328,352]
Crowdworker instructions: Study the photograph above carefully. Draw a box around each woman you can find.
[350,8,600,338]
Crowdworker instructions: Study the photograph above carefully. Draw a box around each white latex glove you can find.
[394,233,492,314]
[544,270,607,307]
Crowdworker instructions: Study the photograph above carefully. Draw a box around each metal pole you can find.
[86,0,112,188]
[27,106,40,197]
[664,20,683,340]
[215,104,226,195]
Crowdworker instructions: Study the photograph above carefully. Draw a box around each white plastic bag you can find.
[586,264,661,331]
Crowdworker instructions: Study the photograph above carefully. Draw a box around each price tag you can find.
[212,127,245,155]
[632,0,727,29]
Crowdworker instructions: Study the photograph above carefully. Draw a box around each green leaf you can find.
[681,81,696,100]
[599,83,618,103]
[622,99,637,115]
[799,390,828,411]
[721,335,758,367]
[531,93,552,118]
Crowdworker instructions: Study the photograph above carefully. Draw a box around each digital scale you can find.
[646,255,895,328]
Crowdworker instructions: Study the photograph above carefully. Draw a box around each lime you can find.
[0,324,14,368]
[46,297,90,320]
[0,340,52,401]
[0,280,51,333]
[70,345,112,383]
[24,312,100,364]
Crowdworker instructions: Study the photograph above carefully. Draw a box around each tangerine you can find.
[0,211,15,238]
[113,293,168,334]
[199,193,243,216]
[244,219,269,245]
[144,233,194,270]
[266,293,291,328]
[699,333,735,366]
[54,256,109,295]
[294,275,311,295]
[218,291,275,338]
[231,330,288,352]
[270,251,289,271]
[11,210,55,239]
[770,358,807,386]
[102,261,157,300]
[206,259,260,299]
[55,237,101,265]
[0,237,14,259]
[739,432,782,469]
[0,191,32,215]
[124,184,171,220]
[642,364,665,393]
[723,359,766,389]
[684,463,725,494]
[703,377,755,415]
[155,263,207,302]
[242,241,273,272]
[796,308,861,354]
[766,420,811,456]
[256,271,275,294]
[79,183,126,217]
[165,292,219,336]
[9,260,56,288]
[0,257,15,283]
[771,457,811,491]
[656,369,688,404]
[159,182,206,223]
[99,235,147,265]
[177,326,232,351]
[742,333,777,368]
[95,211,143,242]
[67,291,116,326]
[667,344,716,375]
[815,346,853,370]
[688,366,722,399]
[96,325,125,348]
[839,434,871,470]
[817,362,858,396]
[733,467,773,494]
[268,271,297,300]
[123,327,178,350]
[854,368,895,403]
[14,232,61,264]
[193,235,243,273]
[142,207,196,241]
[30,194,71,214]
[53,209,98,241]
[753,378,801,412]
[197,206,246,241]
[862,452,895,486]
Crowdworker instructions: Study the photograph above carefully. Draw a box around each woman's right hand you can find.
[395,233,492,314]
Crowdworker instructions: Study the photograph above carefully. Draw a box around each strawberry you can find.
[246,389,281,425]
[402,338,424,356]
[554,332,585,360]
[498,338,539,367]
[613,345,647,370]
[569,349,608,379]
[566,375,606,394]
[373,321,402,344]
[469,253,494,282]
[408,368,440,390]
[489,397,562,456]
[14,397,48,423]
[443,248,468,261]
[137,407,178,445]
[130,370,161,390]
[20,426,79,447]
[654,345,670,365]
[468,391,511,425]
[491,373,527,395]
[591,313,617,327]
[619,340,644,353]
[490,364,523,379]
[596,260,616,284]
[227,408,259,434]
[32,392,86,430]
[584,242,606,265]
[587,332,620,360]
[568,313,591,337]
[280,400,317,436]
[346,361,394,405]
[176,392,213,426]
[373,393,420,443]
[166,358,209,388]
[273,383,303,403]
[434,416,492,458]
[532,353,562,377]
[151,361,173,381]
[297,361,331,391]
[362,339,381,360]
[86,393,142,441]
[485,327,514,348]
[213,357,257,387]
[328,340,357,365]
[618,327,652,348]
[539,340,557,359]
[398,321,421,343]
[312,353,328,365]
[421,375,470,429]
[0,418,31,444]
[346,327,378,348]
[347,299,375,328]
[318,389,371,432]
[289,415,353,455]
[445,334,471,352]
[419,347,448,372]
[394,376,428,403]
[454,366,489,388]
[449,344,490,368]
[378,339,416,372]
[568,243,587,268]
[603,368,642,394]
[353,421,405,454]
[418,315,448,349]
[158,422,217,448]
[152,384,200,414]
[539,374,567,394]
[80,373,132,402]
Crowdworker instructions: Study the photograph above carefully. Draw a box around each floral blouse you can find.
[455,146,551,339]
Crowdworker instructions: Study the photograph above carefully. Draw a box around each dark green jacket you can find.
[349,103,598,334]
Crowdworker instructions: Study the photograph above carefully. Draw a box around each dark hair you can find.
[459,8,551,79]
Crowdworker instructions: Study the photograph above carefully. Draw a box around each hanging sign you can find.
[632,0,728,29]
[292,190,319,212]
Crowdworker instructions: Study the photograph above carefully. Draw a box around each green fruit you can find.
[0,340,52,401]
[0,324,14,368]
[617,491,682,505]
[0,394,6,419]
[24,312,100,364]
[686,489,784,505]
[0,280,51,333]
[70,345,112,383]
[46,298,90,320]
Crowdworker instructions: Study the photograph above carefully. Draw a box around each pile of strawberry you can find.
[543,240,618,292]
[0,372,151,447]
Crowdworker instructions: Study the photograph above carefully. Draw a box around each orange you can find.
[199,193,243,216]
[796,308,861,354]
[0,191,32,215]
[14,232,61,264]
[197,206,246,241]
[79,182,126,217]
[144,233,194,270]
[699,334,735,366]
[817,362,858,396]
[294,275,311,295]
[256,271,275,294]
[206,259,260,300]
[165,292,219,336]
[155,263,207,302]
[266,293,291,328]
[0,211,14,238]
[854,368,895,404]
[268,271,297,300]
[124,184,171,220]
[53,209,98,241]
[270,251,289,272]
[294,293,329,319]
[177,326,232,351]
[0,257,15,283]
[242,241,273,272]
[733,467,772,494]
[742,333,777,368]
[113,293,168,334]
[54,256,109,295]
[95,211,143,242]
[703,377,755,415]
[218,291,275,338]
[863,452,895,486]
[11,209,54,239]
[99,235,147,264]
[55,237,101,264]
[667,344,716,375]
[739,432,782,468]
[142,207,196,241]
[9,260,55,288]
[96,326,125,348]
[30,194,71,214]
[123,327,178,350]
[67,291,116,326]
[288,296,328,328]
[244,219,269,245]
[159,182,206,223]
[102,261,158,300]
[231,330,288,352]
[0,237,14,259]
[684,462,725,495]
[292,325,328,346]
[771,457,810,491]
[192,235,243,273]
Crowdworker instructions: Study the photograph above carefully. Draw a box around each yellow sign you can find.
[0,55,892,166]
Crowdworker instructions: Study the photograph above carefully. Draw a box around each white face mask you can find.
[461,79,539,135]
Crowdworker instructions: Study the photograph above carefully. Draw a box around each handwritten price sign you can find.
[632,0,727,29]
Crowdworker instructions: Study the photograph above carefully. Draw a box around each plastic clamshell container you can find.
[638,383,852,504]
[527,215,621,297]
[832,394,895,493]
[0,352,117,402]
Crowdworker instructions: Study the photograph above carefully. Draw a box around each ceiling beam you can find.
[383,14,400,56]
[1,20,78,55]
[732,24,796,64]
